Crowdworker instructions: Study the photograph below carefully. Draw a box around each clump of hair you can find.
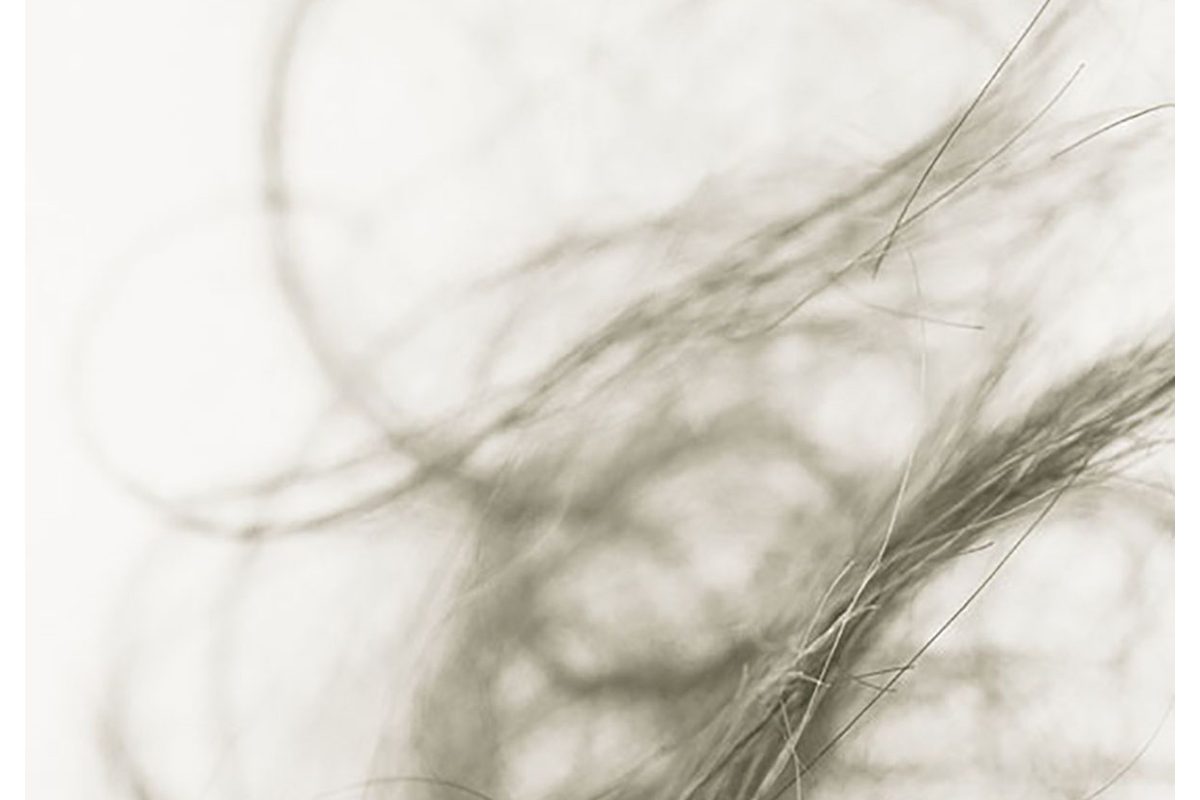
[91,1,1173,799]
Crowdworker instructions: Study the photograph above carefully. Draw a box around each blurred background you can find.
[27,1,1173,797]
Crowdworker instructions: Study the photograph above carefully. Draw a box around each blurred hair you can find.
[93,1,1174,798]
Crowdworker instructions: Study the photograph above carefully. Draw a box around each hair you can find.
[90,1,1174,798]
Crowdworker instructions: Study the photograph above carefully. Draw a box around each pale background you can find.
[27,1,1174,797]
